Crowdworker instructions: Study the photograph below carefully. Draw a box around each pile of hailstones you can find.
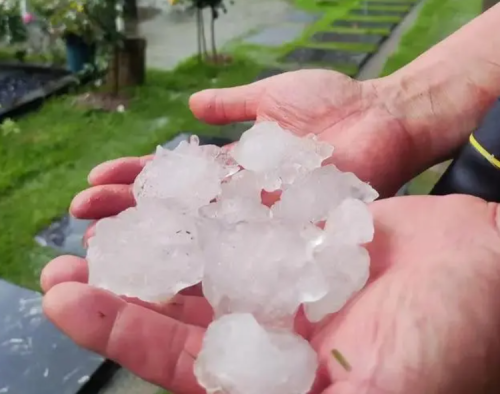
[87,122,378,394]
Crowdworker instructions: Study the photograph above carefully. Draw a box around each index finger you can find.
[88,156,153,186]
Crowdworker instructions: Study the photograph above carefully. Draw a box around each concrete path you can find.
[138,0,297,70]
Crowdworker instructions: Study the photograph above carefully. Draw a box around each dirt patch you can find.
[73,92,130,112]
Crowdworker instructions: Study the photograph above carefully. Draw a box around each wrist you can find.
[372,58,500,172]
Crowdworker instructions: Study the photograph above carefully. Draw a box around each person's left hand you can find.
[42,162,500,393]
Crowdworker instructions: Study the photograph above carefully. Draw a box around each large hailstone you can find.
[133,136,238,210]
[194,314,318,394]
[231,122,334,191]
[304,198,374,322]
[200,219,328,328]
[272,165,379,225]
[199,170,271,224]
[86,200,204,302]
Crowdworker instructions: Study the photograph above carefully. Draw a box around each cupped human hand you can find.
[42,192,500,394]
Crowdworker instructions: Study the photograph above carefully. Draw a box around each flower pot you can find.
[64,34,96,73]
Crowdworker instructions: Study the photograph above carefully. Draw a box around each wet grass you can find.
[0,56,262,289]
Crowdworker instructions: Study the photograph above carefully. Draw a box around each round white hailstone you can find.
[304,243,370,322]
[201,220,328,328]
[194,314,318,394]
[324,198,375,245]
[230,122,333,191]
[133,139,238,210]
[86,200,204,302]
[304,199,374,322]
[272,165,379,225]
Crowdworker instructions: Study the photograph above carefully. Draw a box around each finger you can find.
[43,283,205,394]
[83,221,97,247]
[40,255,88,292]
[88,156,153,186]
[189,81,265,124]
[70,185,135,219]
[41,256,212,327]
[155,294,213,327]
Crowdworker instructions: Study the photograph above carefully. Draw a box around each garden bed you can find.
[0,62,76,122]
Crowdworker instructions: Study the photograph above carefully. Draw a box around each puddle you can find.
[0,279,116,394]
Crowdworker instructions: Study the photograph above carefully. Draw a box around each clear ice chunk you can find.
[304,243,370,322]
[133,138,238,210]
[86,200,204,302]
[272,165,379,224]
[87,122,378,393]
[199,198,271,224]
[304,199,374,322]
[194,314,318,394]
[199,170,270,224]
[230,122,334,191]
[220,170,263,203]
[201,220,328,328]
[324,198,375,245]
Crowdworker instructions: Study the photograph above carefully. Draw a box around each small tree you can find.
[172,0,232,63]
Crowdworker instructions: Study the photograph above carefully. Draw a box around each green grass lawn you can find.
[0,57,262,290]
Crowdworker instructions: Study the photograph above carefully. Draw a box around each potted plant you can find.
[29,0,117,73]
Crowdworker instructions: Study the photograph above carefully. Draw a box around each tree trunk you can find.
[483,0,500,11]
[200,9,207,58]
[124,0,139,36]
[107,36,147,91]
[124,0,138,20]
[210,9,217,62]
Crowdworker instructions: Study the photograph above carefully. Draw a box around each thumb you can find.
[189,81,266,125]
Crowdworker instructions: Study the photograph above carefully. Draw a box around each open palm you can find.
[42,171,500,394]
[41,70,500,393]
